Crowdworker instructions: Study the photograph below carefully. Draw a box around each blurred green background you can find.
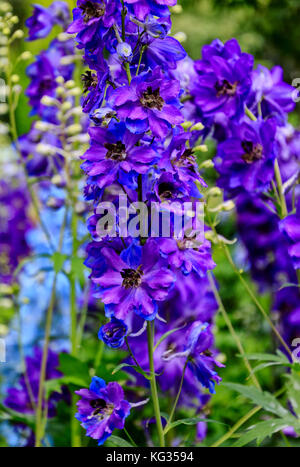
[9,0,300,135]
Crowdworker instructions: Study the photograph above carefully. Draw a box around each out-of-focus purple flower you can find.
[93,240,175,321]
[67,0,119,48]
[109,67,183,138]
[4,348,62,416]
[99,317,128,348]
[81,122,158,189]
[279,201,300,270]
[125,0,176,21]
[248,65,295,123]
[191,38,254,119]
[158,237,216,276]
[0,179,32,284]
[26,2,70,41]
[236,193,295,290]
[26,38,74,119]
[75,377,130,445]
[185,321,224,394]
[214,118,277,196]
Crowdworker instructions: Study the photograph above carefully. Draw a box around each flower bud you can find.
[98,317,128,349]
[116,42,133,63]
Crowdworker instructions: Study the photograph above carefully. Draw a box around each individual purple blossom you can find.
[75,377,131,445]
[81,122,158,189]
[214,118,277,196]
[93,240,175,321]
[279,201,300,270]
[185,322,224,394]
[191,38,254,119]
[99,317,128,348]
[109,67,183,139]
[67,0,119,48]
[158,237,216,276]
[124,0,176,21]
[248,65,296,123]
[26,2,70,40]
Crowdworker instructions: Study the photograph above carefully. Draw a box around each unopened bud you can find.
[181,121,193,130]
[173,32,187,43]
[207,187,222,197]
[194,144,208,152]
[200,160,214,169]
[20,51,32,61]
[191,122,204,131]
[66,123,82,136]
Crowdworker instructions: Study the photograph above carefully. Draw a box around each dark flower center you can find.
[105,324,125,338]
[82,70,98,93]
[121,268,143,289]
[90,398,107,416]
[158,182,176,200]
[80,1,106,23]
[104,141,127,161]
[215,79,238,97]
[175,149,197,172]
[241,141,263,164]
[140,87,164,110]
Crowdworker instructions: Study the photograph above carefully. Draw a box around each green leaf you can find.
[105,435,133,447]
[240,352,289,364]
[233,418,297,447]
[44,378,64,400]
[0,404,35,430]
[70,256,87,287]
[224,383,289,417]
[154,324,187,351]
[164,417,226,435]
[112,363,151,380]
[51,252,68,274]
[248,361,286,377]
[286,370,300,418]
[58,353,90,386]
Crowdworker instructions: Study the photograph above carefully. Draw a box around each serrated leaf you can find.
[164,417,225,435]
[224,383,289,417]
[233,418,297,447]
[240,352,289,364]
[112,363,151,380]
[105,435,133,447]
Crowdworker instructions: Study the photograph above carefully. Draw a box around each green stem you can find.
[207,271,261,390]
[124,427,137,447]
[164,359,189,434]
[124,62,132,84]
[274,158,288,218]
[245,105,257,121]
[147,322,165,447]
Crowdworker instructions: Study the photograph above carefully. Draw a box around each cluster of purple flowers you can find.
[68,0,222,445]
[185,38,300,352]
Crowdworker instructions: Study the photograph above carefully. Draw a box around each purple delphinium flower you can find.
[248,65,295,123]
[26,2,70,40]
[236,193,295,290]
[0,179,32,284]
[214,118,277,196]
[26,38,74,119]
[67,0,119,48]
[75,377,130,445]
[4,348,62,416]
[185,321,224,394]
[93,240,175,321]
[191,38,254,119]
[81,122,158,189]
[125,0,176,21]
[279,201,300,270]
[158,237,216,276]
[99,317,128,348]
[109,67,183,138]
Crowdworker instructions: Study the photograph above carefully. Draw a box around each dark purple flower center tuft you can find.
[241,141,263,164]
[176,149,196,172]
[215,79,238,97]
[158,182,176,200]
[82,70,98,93]
[80,1,106,23]
[121,268,143,289]
[140,87,164,110]
[104,141,127,161]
